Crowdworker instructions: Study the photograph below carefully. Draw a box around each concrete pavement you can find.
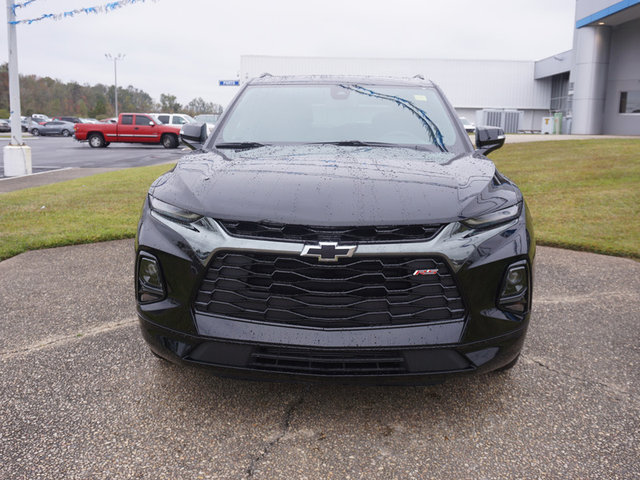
[1,240,638,479]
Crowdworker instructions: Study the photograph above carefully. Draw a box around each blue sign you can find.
[219,80,240,86]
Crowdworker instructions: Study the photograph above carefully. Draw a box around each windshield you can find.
[215,84,463,152]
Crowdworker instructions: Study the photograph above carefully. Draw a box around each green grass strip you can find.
[0,163,173,261]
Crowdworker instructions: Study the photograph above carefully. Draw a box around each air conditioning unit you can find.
[476,109,524,133]
[503,110,523,134]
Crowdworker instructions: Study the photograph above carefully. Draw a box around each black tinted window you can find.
[121,115,133,125]
[135,115,152,126]
[157,115,169,123]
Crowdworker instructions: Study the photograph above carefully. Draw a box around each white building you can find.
[240,0,640,135]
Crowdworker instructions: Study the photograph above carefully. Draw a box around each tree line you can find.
[0,63,223,119]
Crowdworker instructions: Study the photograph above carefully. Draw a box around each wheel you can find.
[494,354,520,372]
[61,129,71,137]
[88,133,105,148]
[162,134,178,149]
[31,128,40,136]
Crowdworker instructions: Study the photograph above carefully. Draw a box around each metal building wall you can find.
[602,16,640,134]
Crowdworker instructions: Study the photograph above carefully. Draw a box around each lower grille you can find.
[250,346,407,375]
[194,252,466,328]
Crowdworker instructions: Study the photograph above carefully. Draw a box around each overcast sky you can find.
[1,0,577,109]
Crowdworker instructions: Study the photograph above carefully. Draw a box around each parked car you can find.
[80,117,100,124]
[74,112,182,148]
[53,116,82,124]
[101,117,118,124]
[29,120,75,137]
[151,113,196,128]
[136,75,534,384]
[0,119,10,132]
[193,114,219,135]
[459,116,475,133]
[30,113,51,124]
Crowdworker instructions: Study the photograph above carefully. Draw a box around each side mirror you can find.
[180,123,208,150]
[149,121,155,126]
[475,126,505,155]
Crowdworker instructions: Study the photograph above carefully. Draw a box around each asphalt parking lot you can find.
[0,136,184,179]
[1,240,638,479]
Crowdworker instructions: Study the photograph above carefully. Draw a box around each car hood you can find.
[150,145,520,225]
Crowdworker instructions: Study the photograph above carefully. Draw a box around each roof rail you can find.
[413,74,425,80]
[259,72,272,78]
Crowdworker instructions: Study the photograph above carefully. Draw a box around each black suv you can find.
[135,75,534,384]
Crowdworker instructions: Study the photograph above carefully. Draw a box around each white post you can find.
[105,53,124,118]
[3,0,32,177]
[114,57,118,118]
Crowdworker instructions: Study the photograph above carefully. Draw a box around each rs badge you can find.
[413,269,439,276]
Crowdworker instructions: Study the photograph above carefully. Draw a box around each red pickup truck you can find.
[74,113,182,148]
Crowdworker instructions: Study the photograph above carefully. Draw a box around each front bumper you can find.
[139,314,527,385]
[136,196,535,384]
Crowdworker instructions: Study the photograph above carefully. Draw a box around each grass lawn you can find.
[0,163,174,261]
[491,139,639,258]
[0,138,638,261]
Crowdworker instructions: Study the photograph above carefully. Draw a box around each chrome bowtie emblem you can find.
[301,242,356,262]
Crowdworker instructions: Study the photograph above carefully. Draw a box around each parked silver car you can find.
[29,120,75,137]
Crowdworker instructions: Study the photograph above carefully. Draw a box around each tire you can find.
[88,133,106,148]
[61,129,71,137]
[161,134,178,149]
[31,128,40,136]
[494,354,520,372]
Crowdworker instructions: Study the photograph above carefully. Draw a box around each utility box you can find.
[541,117,554,134]
[553,113,563,134]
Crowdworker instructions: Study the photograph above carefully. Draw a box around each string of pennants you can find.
[9,0,155,25]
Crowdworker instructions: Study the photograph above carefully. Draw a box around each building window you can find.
[550,72,570,115]
[619,91,640,114]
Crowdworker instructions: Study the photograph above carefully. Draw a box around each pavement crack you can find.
[522,354,633,400]
[245,390,305,478]
[0,317,137,360]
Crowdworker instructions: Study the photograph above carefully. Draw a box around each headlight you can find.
[462,203,521,229]
[149,195,202,224]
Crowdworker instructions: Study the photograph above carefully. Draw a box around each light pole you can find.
[3,0,32,177]
[105,53,125,117]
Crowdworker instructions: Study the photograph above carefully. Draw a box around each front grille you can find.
[250,346,407,375]
[218,220,442,243]
[194,252,466,328]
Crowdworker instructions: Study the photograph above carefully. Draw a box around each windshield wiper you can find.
[308,140,432,151]
[307,140,395,147]
[214,142,268,150]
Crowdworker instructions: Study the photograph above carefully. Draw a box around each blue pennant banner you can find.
[9,0,157,25]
